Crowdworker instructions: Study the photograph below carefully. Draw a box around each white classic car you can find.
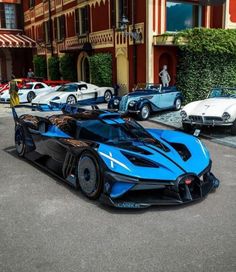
[181,88,236,135]
[0,82,54,103]
[31,82,114,105]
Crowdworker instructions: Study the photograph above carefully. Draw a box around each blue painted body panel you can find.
[98,126,210,198]
[41,125,72,138]
[147,129,210,175]
[110,182,135,198]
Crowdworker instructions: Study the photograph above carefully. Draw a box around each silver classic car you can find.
[108,83,183,120]
[181,88,236,135]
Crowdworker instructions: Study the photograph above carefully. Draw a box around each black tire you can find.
[77,151,102,199]
[174,98,182,111]
[182,122,193,133]
[15,127,26,157]
[27,91,36,103]
[104,90,112,103]
[66,95,77,104]
[231,119,236,135]
[138,104,150,120]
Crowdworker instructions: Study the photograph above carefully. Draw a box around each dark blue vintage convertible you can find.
[108,83,183,120]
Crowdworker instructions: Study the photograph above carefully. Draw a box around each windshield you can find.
[57,84,78,92]
[78,118,168,150]
[135,83,162,92]
[209,88,236,98]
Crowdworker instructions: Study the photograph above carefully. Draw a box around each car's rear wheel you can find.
[104,90,112,103]
[77,152,102,199]
[66,95,77,104]
[231,119,236,135]
[182,122,192,133]
[174,98,182,111]
[138,104,150,120]
[15,127,26,157]
[27,91,36,103]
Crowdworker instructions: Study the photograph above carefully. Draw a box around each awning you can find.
[0,33,36,48]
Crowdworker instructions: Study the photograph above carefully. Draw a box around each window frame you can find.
[166,0,203,32]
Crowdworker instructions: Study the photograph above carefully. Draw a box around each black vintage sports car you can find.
[12,104,219,208]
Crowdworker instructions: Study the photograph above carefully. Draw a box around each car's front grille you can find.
[204,117,223,122]
[119,96,128,111]
[189,115,203,123]
[178,176,201,201]
[0,98,5,102]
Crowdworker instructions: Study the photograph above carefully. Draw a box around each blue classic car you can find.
[108,83,183,120]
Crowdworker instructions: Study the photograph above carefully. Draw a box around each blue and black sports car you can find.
[12,104,219,208]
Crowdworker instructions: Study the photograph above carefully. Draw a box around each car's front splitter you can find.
[99,172,220,209]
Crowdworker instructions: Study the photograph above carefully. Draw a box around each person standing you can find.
[9,77,20,107]
[159,65,171,87]
[27,68,35,79]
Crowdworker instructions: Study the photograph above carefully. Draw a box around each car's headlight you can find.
[114,99,120,106]
[180,110,187,119]
[129,100,136,107]
[222,112,231,121]
[51,96,60,101]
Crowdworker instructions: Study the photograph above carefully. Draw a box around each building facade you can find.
[23,0,236,92]
[0,0,36,81]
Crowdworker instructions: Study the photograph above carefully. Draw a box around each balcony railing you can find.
[153,34,188,46]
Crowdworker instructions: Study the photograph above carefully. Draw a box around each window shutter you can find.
[123,0,128,17]
[54,18,58,41]
[85,6,89,33]
[110,0,116,28]
[42,21,46,42]
[75,8,79,35]
[61,15,66,39]
[47,21,51,43]
[0,3,6,28]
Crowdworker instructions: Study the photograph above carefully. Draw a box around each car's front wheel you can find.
[104,90,112,103]
[66,95,77,104]
[27,91,36,103]
[15,127,26,157]
[231,119,236,135]
[77,152,102,199]
[174,98,182,111]
[138,104,150,120]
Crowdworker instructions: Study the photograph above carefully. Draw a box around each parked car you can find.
[181,87,236,135]
[0,82,53,103]
[0,83,9,94]
[32,82,114,106]
[0,78,36,95]
[12,104,219,208]
[108,83,183,120]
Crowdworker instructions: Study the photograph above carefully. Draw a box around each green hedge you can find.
[33,55,47,79]
[48,56,60,80]
[89,53,112,86]
[173,28,236,103]
[176,51,236,103]
[60,54,77,81]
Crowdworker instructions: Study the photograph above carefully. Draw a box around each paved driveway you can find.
[0,104,236,272]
